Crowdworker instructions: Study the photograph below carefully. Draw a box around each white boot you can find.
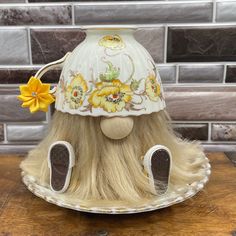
[143,145,172,195]
[48,141,75,193]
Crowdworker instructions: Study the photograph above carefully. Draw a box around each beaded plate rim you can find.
[21,158,211,214]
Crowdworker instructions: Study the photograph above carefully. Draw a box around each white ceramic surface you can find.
[55,28,166,117]
[21,158,211,214]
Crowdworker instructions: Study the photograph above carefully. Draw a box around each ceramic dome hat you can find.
[56,28,166,117]
[18,26,166,117]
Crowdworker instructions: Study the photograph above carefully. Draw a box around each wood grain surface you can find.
[0,153,236,236]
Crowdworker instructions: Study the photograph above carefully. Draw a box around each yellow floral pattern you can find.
[88,79,132,113]
[145,73,162,102]
[99,35,125,50]
[65,73,88,109]
[59,59,163,113]
[18,76,55,113]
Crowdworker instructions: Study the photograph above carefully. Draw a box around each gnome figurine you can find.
[19,27,209,212]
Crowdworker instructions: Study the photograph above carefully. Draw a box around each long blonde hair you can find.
[21,110,207,207]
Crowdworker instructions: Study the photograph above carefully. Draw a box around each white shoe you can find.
[48,141,75,193]
[143,145,172,195]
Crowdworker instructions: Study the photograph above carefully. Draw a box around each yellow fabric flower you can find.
[145,73,161,101]
[99,35,125,50]
[65,74,88,109]
[88,79,132,113]
[18,76,55,113]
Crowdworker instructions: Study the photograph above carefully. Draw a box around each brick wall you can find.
[0,0,236,153]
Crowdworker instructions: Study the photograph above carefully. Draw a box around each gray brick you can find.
[216,1,236,22]
[0,0,25,2]
[0,124,3,142]
[0,144,35,154]
[165,86,236,121]
[0,29,29,65]
[75,2,212,24]
[168,26,236,62]
[134,28,164,63]
[0,67,61,84]
[157,65,176,84]
[6,124,48,141]
[31,29,86,64]
[203,144,236,152]
[173,123,208,141]
[211,123,236,141]
[0,5,71,25]
[0,88,46,122]
[226,65,236,83]
[179,64,224,83]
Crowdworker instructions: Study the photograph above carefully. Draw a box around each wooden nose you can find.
[100,117,134,140]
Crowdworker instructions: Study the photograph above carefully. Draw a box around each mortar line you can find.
[208,122,212,142]
[223,64,227,84]
[2,22,236,29]
[46,107,52,124]
[71,3,75,26]
[176,64,179,84]
[27,27,33,65]
[163,25,168,63]
[212,0,217,23]
[3,124,8,143]
[0,62,236,68]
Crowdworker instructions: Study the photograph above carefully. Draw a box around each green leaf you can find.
[130,79,141,91]
[100,61,120,82]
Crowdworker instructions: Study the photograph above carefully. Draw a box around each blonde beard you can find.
[20,110,207,208]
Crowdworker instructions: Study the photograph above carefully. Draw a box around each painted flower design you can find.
[17,76,55,113]
[88,79,132,113]
[145,73,161,101]
[99,35,125,50]
[65,73,88,109]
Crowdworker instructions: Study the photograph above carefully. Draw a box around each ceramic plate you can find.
[21,160,211,214]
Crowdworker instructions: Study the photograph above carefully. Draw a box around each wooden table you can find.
[0,153,236,236]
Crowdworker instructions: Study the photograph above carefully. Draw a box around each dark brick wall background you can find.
[0,0,236,153]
